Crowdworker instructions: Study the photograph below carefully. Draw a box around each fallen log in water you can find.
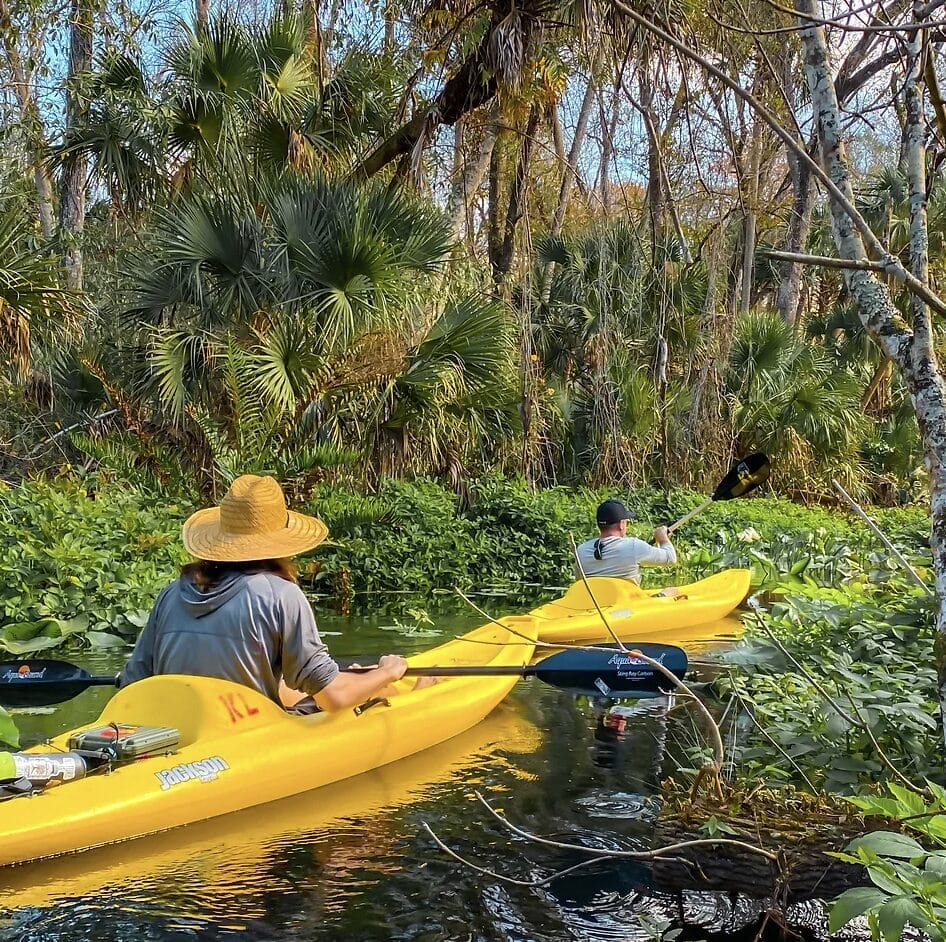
[651,780,868,902]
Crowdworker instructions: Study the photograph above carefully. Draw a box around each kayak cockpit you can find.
[85,675,288,747]
[530,578,645,620]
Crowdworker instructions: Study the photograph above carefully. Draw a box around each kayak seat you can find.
[554,578,645,614]
[98,675,287,744]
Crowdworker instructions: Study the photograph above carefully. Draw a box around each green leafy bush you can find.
[307,474,930,601]
[0,474,190,655]
[0,471,930,651]
[830,785,946,941]
[720,583,939,791]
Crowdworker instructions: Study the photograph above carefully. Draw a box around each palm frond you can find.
[0,206,81,376]
[148,328,217,421]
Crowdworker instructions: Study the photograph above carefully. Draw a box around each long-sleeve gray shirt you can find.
[575,536,677,584]
[118,571,339,704]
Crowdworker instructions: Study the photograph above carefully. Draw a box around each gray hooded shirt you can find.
[118,571,339,704]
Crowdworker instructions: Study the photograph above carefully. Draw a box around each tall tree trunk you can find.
[0,0,54,238]
[195,0,209,29]
[776,145,815,325]
[797,0,946,749]
[902,4,946,739]
[486,117,511,279]
[302,0,327,87]
[775,49,814,326]
[447,106,498,243]
[547,100,566,174]
[740,116,762,314]
[776,25,900,326]
[496,104,540,280]
[629,76,693,264]
[639,61,665,247]
[59,0,94,290]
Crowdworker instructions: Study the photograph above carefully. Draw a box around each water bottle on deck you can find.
[0,751,88,786]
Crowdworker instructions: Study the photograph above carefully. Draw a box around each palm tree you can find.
[84,170,522,490]
[137,291,515,491]
[50,53,161,218]
[527,222,704,483]
[59,14,412,218]
[164,15,411,187]
[0,197,81,378]
[727,310,869,479]
[126,174,451,333]
[367,294,518,484]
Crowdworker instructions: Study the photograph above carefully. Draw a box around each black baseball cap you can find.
[596,499,634,527]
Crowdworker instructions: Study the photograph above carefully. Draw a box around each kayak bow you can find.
[530,569,750,645]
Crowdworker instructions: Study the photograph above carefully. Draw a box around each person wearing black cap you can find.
[576,499,677,585]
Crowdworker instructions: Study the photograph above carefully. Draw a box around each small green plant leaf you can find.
[877,897,926,942]
[847,831,925,859]
[829,887,888,933]
[85,631,127,649]
[0,635,63,655]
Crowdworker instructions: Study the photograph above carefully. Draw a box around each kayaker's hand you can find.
[378,654,408,682]
[653,526,670,545]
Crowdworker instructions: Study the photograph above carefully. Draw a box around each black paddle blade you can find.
[0,660,115,707]
[534,643,687,699]
[712,453,770,501]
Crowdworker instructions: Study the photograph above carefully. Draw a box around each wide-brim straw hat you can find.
[182,474,329,562]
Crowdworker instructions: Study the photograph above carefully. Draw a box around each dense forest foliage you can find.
[11,5,946,932]
[0,0,935,504]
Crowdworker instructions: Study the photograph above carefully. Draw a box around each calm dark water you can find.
[0,605,809,942]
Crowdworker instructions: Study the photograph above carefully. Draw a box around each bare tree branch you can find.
[759,248,890,271]
[607,0,946,319]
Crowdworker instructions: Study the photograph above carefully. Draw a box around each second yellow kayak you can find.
[529,569,750,645]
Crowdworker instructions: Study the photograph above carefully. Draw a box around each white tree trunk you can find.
[0,0,55,238]
[797,0,946,744]
[447,106,498,243]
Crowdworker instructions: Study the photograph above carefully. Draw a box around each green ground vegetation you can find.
[0,472,929,656]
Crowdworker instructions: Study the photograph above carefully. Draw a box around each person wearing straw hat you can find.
[118,475,408,713]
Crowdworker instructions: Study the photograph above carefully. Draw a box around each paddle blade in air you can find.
[0,660,114,707]
[713,453,770,502]
[534,643,687,699]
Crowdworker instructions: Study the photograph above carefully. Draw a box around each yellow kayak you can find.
[0,704,540,914]
[529,569,750,645]
[0,615,537,868]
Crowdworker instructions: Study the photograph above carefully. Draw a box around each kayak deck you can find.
[0,705,541,911]
[0,615,538,868]
[529,569,750,645]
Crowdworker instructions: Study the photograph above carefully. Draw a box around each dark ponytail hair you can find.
[181,558,299,589]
